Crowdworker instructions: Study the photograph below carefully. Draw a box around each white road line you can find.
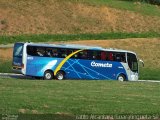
[137,80,160,83]
[0,73,160,82]
[0,73,32,79]
[0,73,22,76]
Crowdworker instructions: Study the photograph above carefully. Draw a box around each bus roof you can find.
[20,42,136,54]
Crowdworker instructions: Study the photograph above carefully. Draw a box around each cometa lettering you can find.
[91,61,112,68]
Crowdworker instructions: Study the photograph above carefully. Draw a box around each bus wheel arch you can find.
[55,70,65,80]
[44,70,54,80]
[117,73,126,82]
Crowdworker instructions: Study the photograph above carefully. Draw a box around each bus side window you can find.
[78,51,83,59]
[92,51,101,60]
[71,49,78,59]
[60,48,67,58]
[108,52,113,61]
[46,48,52,57]
[52,48,58,57]
[27,46,32,56]
[121,54,126,63]
[101,51,106,60]
[66,49,73,55]
[81,51,87,59]
[87,50,93,60]
[36,47,45,57]
[115,53,126,63]
[112,52,126,63]
[115,53,121,62]
[27,46,37,56]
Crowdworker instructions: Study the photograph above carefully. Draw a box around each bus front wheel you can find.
[117,74,126,82]
[44,70,53,80]
[56,71,65,80]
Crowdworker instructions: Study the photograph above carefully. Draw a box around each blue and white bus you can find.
[12,42,143,81]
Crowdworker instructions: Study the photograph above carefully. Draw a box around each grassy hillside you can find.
[0,0,160,35]
[71,0,160,16]
[1,78,160,115]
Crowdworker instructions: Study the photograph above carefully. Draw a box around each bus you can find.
[12,42,144,81]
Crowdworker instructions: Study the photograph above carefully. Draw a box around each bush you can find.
[148,0,160,5]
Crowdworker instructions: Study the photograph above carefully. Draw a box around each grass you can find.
[0,78,160,118]
[70,0,160,17]
[0,60,12,73]
[139,68,160,80]
[0,32,160,44]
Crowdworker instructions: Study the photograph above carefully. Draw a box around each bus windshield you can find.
[13,43,24,57]
[127,53,138,72]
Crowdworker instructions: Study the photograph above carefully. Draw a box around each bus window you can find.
[12,43,24,73]
[108,52,113,61]
[116,53,126,63]
[92,51,101,60]
[27,46,46,57]
[59,48,67,58]
[121,54,126,63]
[52,48,58,57]
[27,46,37,56]
[70,49,79,59]
[36,47,45,57]
[127,53,138,72]
[101,51,106,60]
[66,49,73,55]
[13,43,23,57]
[46,48,52,57]
[87,50,93,60]
[80,51,88,59]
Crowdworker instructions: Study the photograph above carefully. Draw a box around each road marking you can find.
[136,80,160,83]
[0,73,160,82]
[0,73,32,79]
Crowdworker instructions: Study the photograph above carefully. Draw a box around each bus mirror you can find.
[139,59,144,67]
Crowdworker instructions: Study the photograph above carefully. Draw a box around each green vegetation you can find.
[1,32,160,44]
[0,78,160,115]
[125,0,160,5]
[0,60,12,73]
[70,0,160,17]
[139,68,160,80]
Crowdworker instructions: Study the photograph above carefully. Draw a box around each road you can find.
[0,73,160,82]
[0,73,33,79]
[0,44,13,48]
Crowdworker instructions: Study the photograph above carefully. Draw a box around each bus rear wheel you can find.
[117,74,126,82]
[56,71,64,80]
[44,70,53,80]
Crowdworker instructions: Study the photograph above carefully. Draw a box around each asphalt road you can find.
[0,44,13,48]
[0,73,33,79]
[0,73,160,82]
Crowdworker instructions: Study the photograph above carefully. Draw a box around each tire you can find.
[56,71,64,80]
[44,70,53,80]
[117,74,126,82]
